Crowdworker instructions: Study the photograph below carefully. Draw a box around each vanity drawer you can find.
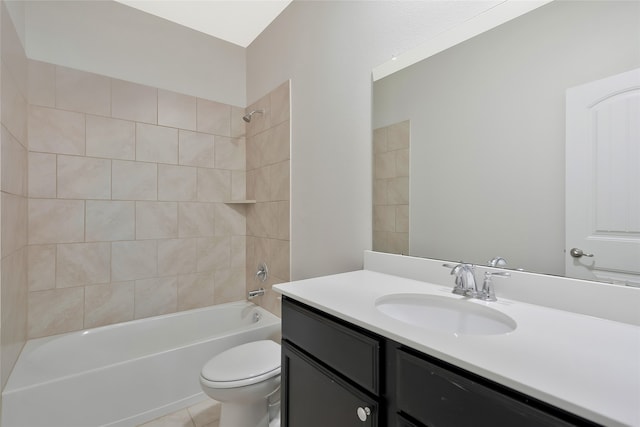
[282,297,381,394]
[396,349,591,427]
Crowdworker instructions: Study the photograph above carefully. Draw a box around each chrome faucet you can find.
[445,263,478,297]
[487,256,507,267]
[443,263,510,301]
[248,288,265,299]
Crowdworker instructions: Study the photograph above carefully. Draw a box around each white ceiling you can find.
[115,0,293,48]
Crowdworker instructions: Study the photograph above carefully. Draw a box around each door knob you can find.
[356,406,371,422]
[570,248,594,258]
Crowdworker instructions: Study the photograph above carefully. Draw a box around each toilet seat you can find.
[201,340,281,389]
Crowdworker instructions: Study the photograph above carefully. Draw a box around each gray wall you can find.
[23,1,246,106]
[373,1,640,275]
[247,0,500,280]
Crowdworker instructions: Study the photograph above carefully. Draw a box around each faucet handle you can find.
[479,271,510,301]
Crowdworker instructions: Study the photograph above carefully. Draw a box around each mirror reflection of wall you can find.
[372,0,640,281]
[372,120,410,255]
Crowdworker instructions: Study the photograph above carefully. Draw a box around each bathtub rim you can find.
[4,300,281,394]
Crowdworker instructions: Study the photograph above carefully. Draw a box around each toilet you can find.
[200,340,281,427]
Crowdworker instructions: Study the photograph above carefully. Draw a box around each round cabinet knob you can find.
[570,248,594,258]
[356,406,371,422]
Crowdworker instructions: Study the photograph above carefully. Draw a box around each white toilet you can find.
[200,340,281,427]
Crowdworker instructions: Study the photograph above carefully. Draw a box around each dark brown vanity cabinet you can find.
[281,297,599,427]
[281,297,382,426]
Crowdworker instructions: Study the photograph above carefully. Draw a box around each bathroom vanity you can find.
[274,253,640,427]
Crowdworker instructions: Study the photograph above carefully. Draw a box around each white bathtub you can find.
[2,301,281,427]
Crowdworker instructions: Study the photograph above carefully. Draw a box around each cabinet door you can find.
[397,349,589,427]
[282,342,378,427]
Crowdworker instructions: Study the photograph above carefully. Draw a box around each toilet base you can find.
[219,401,269,427]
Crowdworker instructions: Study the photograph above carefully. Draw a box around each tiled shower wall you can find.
[27,60,249,338]
[246,81,290,316]
[373,120,409,255]
[1,1,29,390]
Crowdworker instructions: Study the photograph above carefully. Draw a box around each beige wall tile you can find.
[134,276,178,319]
[1,248,28,388]
[158,164,197,201]
[276,200,290,241]
[86,200,135,242]
[56,66,110,116]
[84,282,134,328]
[2,126,27,196]
[179,202,215,238]
[28,287,84,338]
[214,267,245,304]
[1,61,28,144]
[1,193,27,256]
[28,152,56,198]
[373,179,388,206]
[112,79,157,124]
[28,106,84,155]
[270,81,290,126]
[387,176,409,205]
[263,121,289,165]
[396,205,409,233]
[28,60,55,108]
[373,205,396,233]
[251,167,270,203]
[396,148,410,177]
[86,115,135,160]
[373,127,387,154]
[196,98,230,136]
[56,242,110,288]
[158,238,197,276]
[178,130,214,168]
[214,136,245,170]
[136,123,178,165]
[196,236,230,272]
[245,97,270,137]
[136,201,178,240]
[388,232,409,255]
[269,160,289,201]
[177,272,214,311]
[112,160,157,201]
[230,236,246,270]
[248,202,277,238]
[372,231,390,253]
[214,203,245,236]
[231,170,246,201]
[374,151,396,179]
[111,240,157,282]
[197,168,230,202]
[57,155,111,199]
[231,106,246,138]
[246,132,266,170]
[387,120,410,150]
[29,199,84,244]
[28,244,56,291]
[270,239,290,281]
[158,89,196,131]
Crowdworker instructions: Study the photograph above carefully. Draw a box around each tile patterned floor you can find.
[137,399,221,427]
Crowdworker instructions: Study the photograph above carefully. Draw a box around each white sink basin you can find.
[375,294,517,336]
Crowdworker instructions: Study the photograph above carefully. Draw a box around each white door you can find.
[566,68,640,286]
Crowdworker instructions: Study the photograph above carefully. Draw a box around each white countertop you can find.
[274,270,640,427]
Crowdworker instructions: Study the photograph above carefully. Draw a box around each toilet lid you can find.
[201,340,281,382]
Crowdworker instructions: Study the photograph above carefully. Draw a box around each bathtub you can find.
[2,301,281,427]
